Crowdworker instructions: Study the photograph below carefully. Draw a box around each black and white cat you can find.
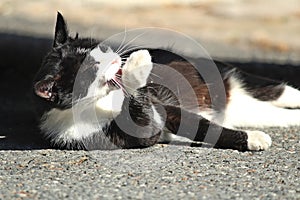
[33,13,300,151]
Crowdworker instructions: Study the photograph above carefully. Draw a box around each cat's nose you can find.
[111,59,120,65]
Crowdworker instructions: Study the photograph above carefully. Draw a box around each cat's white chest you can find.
[95,89,124,116]
[40,89,125,146]
[40,108,101,142]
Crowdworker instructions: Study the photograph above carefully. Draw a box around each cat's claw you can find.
[246,130,272,151]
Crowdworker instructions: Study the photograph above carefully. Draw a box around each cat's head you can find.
[33,12,122,109]
[34,12,153,111]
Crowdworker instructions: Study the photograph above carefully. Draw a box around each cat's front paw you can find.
[246,130,272,151]
[122,50,153,94]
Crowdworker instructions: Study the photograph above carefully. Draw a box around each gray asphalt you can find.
[0,127,299,199]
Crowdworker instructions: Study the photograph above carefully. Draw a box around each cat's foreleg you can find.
[164,105,271,151]
[108,87,163,149]
[122,50,153,94]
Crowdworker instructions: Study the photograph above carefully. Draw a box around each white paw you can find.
[122,50,153,93]
[246,130,272,151]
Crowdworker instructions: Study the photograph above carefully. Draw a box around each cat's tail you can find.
[207,68,300,128]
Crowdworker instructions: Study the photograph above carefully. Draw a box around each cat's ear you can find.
[53,12,68,47]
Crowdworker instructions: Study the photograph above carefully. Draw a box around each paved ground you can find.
[0,127,299,199]
[0,1,300,199]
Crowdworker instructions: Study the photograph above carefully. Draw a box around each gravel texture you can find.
[0,127,299,199]
[0,1,300,199]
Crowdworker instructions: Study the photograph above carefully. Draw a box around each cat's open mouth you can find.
[106,65,123,90]
[34,79,57,102]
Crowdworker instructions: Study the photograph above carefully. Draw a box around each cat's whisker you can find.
[114,75,137,95]
[149,71,163,80]
[110,80,119,88]
[117,81,152,100]
[119,44,154,58]
[116,30,149,55]
[115,26,128,54]
[116,37,144,55]
[99,59,122,80]
[111,79,130,97]
[119,45,150,57]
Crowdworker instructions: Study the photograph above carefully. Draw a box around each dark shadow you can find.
[0,32,52,149]
[0,32,299,150]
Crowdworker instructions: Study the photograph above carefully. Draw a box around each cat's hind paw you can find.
[122,50,153,94]
[246,130,272,151]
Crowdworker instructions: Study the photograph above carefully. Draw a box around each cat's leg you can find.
[122,50,153,94]
[107,87,163,149]
[219,72,300,127]
[271,85,300,108]
[236,69,300,109]
[163,105,271,151]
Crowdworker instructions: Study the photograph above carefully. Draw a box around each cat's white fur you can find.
[40,107,119,149]
[271,85,300,108]
[245,130,272,151]
[96,89,124,115]
[85,46,121,98]
[151,105,163,125]
[122,49,153,94]
[41,108,98,141]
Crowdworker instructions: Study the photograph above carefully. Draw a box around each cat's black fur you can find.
[33,13,292,151]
